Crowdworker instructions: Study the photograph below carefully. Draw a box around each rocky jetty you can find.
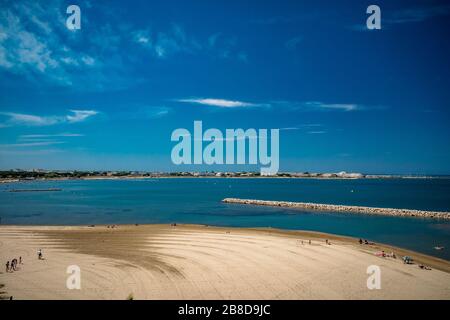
[222,198,450,220]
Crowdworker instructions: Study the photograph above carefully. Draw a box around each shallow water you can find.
[1,178,449,260]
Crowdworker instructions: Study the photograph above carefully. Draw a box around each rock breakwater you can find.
[222,198,450,220]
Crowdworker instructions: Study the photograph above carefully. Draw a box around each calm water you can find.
[1,178,449,260]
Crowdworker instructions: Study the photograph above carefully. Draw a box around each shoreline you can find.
[2,223,447,268]
[223,198,450,220]
[1,224,450,299]
[2,175,450,184]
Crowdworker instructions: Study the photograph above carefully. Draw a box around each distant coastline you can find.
[1,170,449,183]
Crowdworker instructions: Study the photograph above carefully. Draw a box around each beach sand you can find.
[0,224,449,300]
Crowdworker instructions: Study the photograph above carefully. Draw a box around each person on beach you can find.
[419,264,432,270]
[6,261,9,272]
[309,240,311,245]
[37,249,42,260]
[359,239,363,244]
[19,256,22,264]
[11,259,16,271]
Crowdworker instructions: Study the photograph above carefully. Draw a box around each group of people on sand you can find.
[299,239,331,245]
[5,249,43,272]
[359,238,375,245]
[5,257,22,273]
[375,250,397,259]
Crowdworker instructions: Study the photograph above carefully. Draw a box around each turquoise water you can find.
[1,178,449,260]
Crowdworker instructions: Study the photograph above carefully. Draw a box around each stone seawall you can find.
[222,198,450,220]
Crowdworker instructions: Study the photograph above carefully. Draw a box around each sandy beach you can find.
[0,224,449,300]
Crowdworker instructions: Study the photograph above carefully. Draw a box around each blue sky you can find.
[0,0,449,174]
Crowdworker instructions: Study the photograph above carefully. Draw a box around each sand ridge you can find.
[1,224,449,300]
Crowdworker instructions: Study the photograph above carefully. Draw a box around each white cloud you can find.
[0,110,98,127]
[133,26,244,61]
[144,106,170,119]
[132,24,199,59]
[0,141,65,147]
[0,2,72,84]
[132,30,151,46]
[66,110,99,123]
[174,99,377,112]
[19,133,84,139]
[177,98,264,108]
[81,55,95,66]
[1,1,246,90]
[0,112,60,126]
[302,101,361,112]
[279,127,301,131]
[280,124,325,132]
[0,0,137,89]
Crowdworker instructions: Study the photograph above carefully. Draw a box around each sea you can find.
[1,178,449,260]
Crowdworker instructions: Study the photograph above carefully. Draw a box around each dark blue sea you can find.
[1,178,449,260]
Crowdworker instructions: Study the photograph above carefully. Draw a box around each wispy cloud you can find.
[0,112,59,126]
[66,110,99,123]
[176,98,266,108]
[132,27,246,61]
[145,107,170,119]
[0,131,84,155]
[175,98,378,111]
[303,101,360,112]
[351,5,450,31]
[132,24,200,58]
[19,133,84,139]
[0,1,96,86]
[279,127,301,131]
[280,124,323,131]
[307,131,327,134]
[0,110,98,127]
[113,106,171,120]
[387,5,450,24]
[270,101,370,112]
[1,1,246,90]
[285,36,303,50]
[0,141,65,148]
